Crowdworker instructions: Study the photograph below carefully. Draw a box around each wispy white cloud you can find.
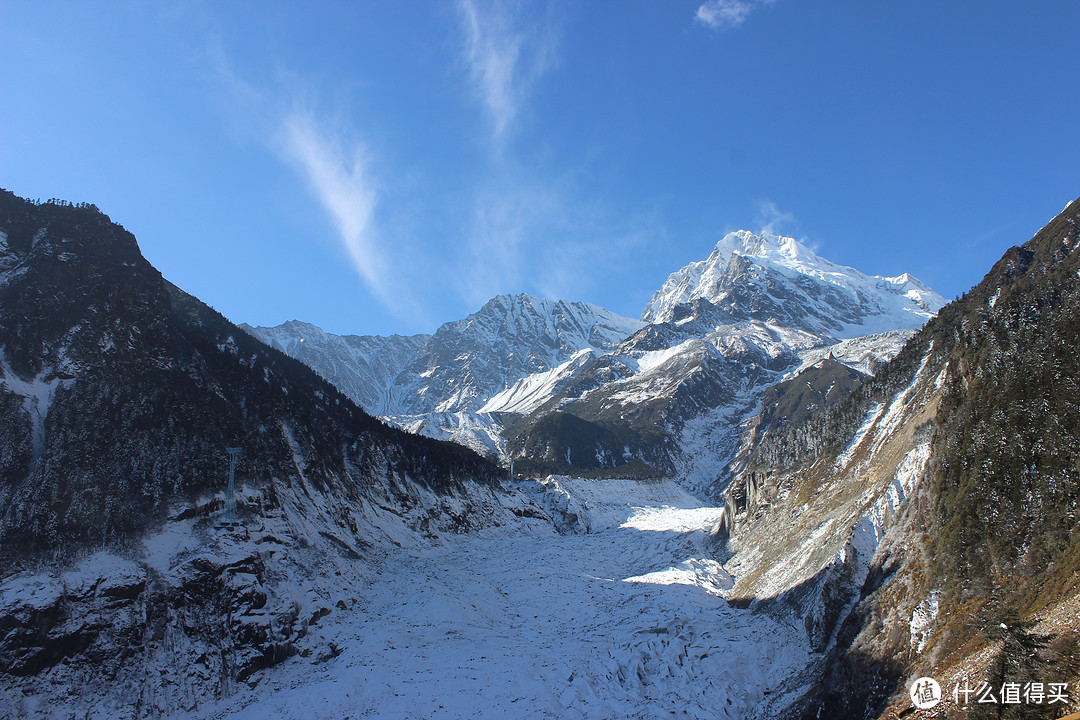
[197,35,438,326]
[454,0,610,307]
[278,109,400,309]
[456,0,556,141]
[755,200,798,236]
[456,181,546,306]
[455,172,660,308]
[695,0,775,31]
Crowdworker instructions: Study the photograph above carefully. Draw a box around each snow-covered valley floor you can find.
[196,479,811,720]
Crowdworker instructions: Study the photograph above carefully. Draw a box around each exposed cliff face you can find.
[722,357,868,524]
[720,196,1080,719]
[0,191,515,717]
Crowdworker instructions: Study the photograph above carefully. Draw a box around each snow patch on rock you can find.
[0,358,67,458]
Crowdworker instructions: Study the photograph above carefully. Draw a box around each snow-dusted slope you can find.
[786,329,915,378]
[174,477,810,720]
[642,230,945,336]
[478,348,597,415]
[387,410,508,459]
[395,293,645,415]
[246,295,645,457]
[241,321,429,416]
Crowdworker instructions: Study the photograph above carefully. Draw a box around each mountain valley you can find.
[2,188,1080,720]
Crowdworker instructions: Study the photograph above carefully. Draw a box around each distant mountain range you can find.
[247,229,945,494]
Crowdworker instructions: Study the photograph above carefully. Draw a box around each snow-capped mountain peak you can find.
[461,293,643,355]
[397,292,645,416]
[880,272,940,310]
[641,230,946,337]
[710,229,822,268]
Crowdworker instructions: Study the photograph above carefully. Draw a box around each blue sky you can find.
[3,1,1079,336]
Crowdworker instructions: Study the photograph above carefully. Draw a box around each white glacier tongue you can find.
[641,230,946,338]
[191,477,810,720]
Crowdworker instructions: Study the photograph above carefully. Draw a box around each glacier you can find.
[174,477,812,720]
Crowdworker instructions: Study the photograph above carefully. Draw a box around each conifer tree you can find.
[969,614,1056,720]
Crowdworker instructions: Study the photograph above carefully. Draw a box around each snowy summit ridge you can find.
[246,292,646,457]
[249,233,945,481]
[642,230,945,337]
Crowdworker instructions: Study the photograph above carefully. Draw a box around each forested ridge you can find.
[0,190,500,571]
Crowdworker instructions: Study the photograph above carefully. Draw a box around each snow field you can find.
[196,478,810,720]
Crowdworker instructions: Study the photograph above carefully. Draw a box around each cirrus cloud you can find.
[456,0,557,142]
[279,110,384,292]
[278,107,426,323]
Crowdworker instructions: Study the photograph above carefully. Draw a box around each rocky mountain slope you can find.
[0,191,520,717]
[503,231,943,492]
[238,320,430,417]
[716,196,1080,719]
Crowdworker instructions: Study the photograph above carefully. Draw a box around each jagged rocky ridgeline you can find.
[249,229,944,495]
[0,190,515,716]
[243,294,648,459]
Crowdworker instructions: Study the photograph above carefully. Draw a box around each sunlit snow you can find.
[192,477,810,720]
